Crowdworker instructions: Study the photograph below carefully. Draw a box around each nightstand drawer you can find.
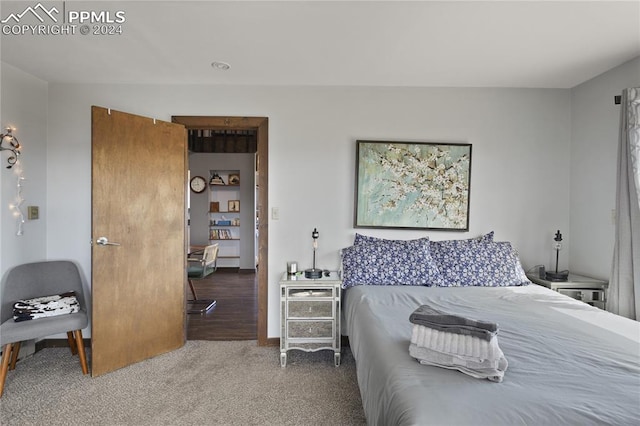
[287,287,334,298]
[558,288,606,308]
[526,273,608,310]
[288,300,333,318]
[287,320,334,339]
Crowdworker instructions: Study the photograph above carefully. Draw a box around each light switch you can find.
[272,207,279,220]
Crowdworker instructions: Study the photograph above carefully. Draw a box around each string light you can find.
[10,160,26,236]
[1,126,26,235]
[2,126,25,236]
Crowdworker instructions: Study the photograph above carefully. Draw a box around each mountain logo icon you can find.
[1,2,59,24]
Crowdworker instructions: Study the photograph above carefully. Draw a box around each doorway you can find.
[186,271,257,340]
[172,116,268,346]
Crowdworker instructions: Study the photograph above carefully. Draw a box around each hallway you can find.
[187,270,257,340]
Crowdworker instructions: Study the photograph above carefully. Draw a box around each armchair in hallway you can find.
[187,243,218,314]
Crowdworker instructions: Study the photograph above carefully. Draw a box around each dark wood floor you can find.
[186,269,257,340]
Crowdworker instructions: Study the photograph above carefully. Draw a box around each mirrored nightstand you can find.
[279,271,342,367]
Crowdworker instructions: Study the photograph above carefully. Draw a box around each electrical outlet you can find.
[27,206,39,220]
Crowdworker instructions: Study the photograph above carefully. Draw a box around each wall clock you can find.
[190,176,207,193]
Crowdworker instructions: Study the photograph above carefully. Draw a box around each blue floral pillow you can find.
[430,239,530,287]
[428,231,494,283]
[341,238,443,289]
[353,233,430,246]
[357,231,494,246]
[429,232,493,257]
[428,231,494,247]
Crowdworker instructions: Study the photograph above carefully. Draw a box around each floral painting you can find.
[355,140,472,230]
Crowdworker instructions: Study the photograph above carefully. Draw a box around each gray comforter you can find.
[343,284,640,426]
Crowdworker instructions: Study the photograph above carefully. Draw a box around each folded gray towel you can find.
[409,305,498,341]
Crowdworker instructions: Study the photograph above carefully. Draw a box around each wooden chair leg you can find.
[0,343,15,398]
[73,330,89,375]
[67,331,78,355]
[9,341,21,370]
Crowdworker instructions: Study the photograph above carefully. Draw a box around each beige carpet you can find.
[0,341,366,425]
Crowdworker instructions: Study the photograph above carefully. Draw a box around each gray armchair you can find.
[0,261,89,397]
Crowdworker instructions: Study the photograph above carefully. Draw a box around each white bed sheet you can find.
[343,284,640,426]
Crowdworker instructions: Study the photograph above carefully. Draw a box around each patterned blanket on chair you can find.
[13,291,79,322]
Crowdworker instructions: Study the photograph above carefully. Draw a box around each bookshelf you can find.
[209,170,241,267]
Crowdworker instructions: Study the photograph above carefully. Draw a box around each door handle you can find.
[96,236,121,246]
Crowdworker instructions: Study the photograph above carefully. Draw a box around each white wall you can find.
[0,63,48,278]
[4,56,637,338]
[46,84,572,337]
[570,56,640,280]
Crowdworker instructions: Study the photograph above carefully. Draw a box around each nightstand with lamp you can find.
[279,228,341,367]
[527,230,608,309]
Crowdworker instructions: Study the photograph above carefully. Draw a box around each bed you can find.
[340,233,640,426]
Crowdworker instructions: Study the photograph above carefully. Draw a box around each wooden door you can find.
[91,106,187,377]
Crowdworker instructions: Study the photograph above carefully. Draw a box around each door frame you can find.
[172,116,268,346]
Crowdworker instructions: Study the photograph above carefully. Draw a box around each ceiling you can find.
[1,1,639,88]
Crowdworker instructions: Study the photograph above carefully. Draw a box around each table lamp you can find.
[545,230,569,282]
[304,228,323,279]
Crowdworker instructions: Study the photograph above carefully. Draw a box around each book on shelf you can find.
[210,229,233,240]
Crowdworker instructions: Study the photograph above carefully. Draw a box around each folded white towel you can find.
[410,343,508,383]
[410,324,502,361]
[409,342,507,369]
[409,324,509,382]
